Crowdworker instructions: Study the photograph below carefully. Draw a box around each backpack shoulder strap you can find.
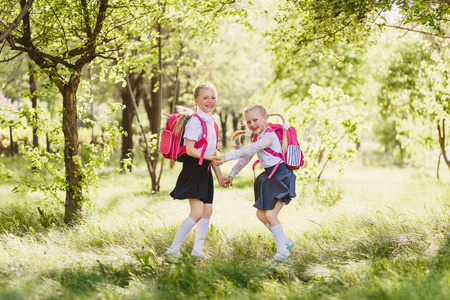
[192,114,208,165]
[214,121,219,141]
[213,121,223,152]
[193,114,208,139]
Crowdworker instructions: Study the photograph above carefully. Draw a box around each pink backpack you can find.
[159,113,219,165]
[252,123,304,179]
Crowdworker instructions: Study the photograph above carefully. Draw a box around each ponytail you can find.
[173,105,195,136]
[231,130,247,146]
[268,113,288,154]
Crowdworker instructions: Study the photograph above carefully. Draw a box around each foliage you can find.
[287,85,364,181]
[371,32,432,163]
[267,0,450,64]
[370,33,449,170]
[415,43,450,121]
[267,0,378,65]
[0,99,128,204]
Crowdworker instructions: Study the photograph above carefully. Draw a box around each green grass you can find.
[0,160,450,299]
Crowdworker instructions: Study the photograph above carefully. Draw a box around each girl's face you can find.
[195,88,216,115]
[244,109,268,135]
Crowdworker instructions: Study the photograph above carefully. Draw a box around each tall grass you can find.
[0,160,449,299]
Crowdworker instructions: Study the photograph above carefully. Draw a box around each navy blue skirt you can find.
[253,163,296,210]
[170,154,214,204]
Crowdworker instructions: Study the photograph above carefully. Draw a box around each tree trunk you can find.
[219,110,228,148]
[149,74,161,191]
[119,75,136,171]
[9,127,14,157]
[231,111,244,147]
[29,63,38,149]
[60,77,82,224]
[119,85,134,171]
[437,153,441,180]
[437,119,450,172]
[119,72,147,170]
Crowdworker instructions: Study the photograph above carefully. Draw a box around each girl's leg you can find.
[192,203,213,256]
[265,200,284,227]
[167,199,204,253]
[266,201,290,256]
[257,205,294,249]
[256,209,269,224]
[189,199,206,222]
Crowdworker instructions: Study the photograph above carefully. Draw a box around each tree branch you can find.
[80,0,93,38]
[73,0,109,71]
[0,0,34,42]
[93,0,109,38]
[0,51,24,63]
[12,45,74,69]
[384,24,450,39]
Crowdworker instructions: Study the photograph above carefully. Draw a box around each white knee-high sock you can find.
[192,218,210,255]
[271,224,288,254]
[265,222,289,244]
[169,216,197,251]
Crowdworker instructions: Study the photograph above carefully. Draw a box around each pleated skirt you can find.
[253,162,296,210]
[170,154,214,204]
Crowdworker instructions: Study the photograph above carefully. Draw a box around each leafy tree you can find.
[268,0,450,63]
[287,85,363,182]
[414,42,450,174]
[372,32,432,163]
[0,0,150,223]
[266,0,450,172]
[0,0,34,42]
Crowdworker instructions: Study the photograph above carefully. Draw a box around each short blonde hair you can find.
[193,82,217,99]
[244,104,268,118]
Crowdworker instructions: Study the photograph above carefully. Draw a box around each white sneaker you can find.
[286,238,295,250]
[165,248,181,257]
[191,251,209,259]
[269,250,291,264]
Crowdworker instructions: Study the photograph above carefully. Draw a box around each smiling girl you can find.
[165,82,228,259]
[213,104,296,263]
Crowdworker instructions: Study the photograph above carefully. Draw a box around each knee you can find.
[190,213,202,222]
[256,210,266,223]
[203,206,213,219]
[265,210,278,222]
[189,209,203,222]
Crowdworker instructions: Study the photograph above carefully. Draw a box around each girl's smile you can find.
[245,110,268,135]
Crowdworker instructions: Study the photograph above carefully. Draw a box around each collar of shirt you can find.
[196,109,218,123]
[257,125,271,138]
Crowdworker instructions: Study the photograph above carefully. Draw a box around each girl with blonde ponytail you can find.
[165,82,229,259]
[213,104,297,264]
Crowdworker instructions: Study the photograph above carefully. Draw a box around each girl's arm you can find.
[211,163,229,187]
[212,134,275,178]
[185,139,216,161]
[229,156,252,178]
[225,134,274,161]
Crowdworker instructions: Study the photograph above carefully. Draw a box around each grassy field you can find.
[0,160,450,299]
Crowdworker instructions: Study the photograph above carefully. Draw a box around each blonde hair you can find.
[194,82,217,99]
[172,83,217,136]
[232,104,288,153]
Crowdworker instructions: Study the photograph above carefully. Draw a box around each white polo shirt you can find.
[183,109,218,156]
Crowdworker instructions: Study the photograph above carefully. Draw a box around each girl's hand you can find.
[227,176,233,187]
[213,155,226,166]
[218,176,230,188]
